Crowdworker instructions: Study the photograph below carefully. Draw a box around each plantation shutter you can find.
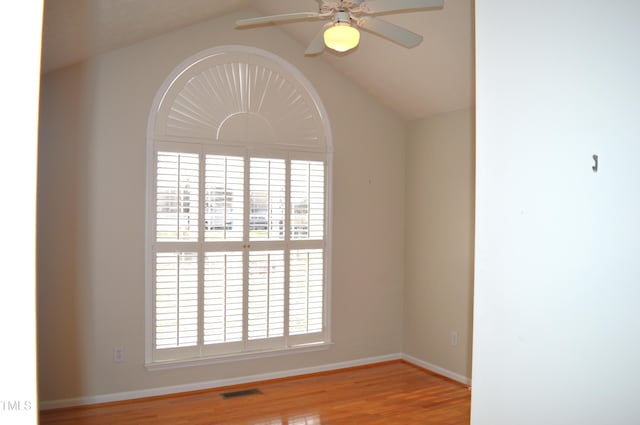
[153,150,202,361]
[152,151,326,361]
[290,160,325,240]
[288,159,325,346]
[289,249,324,337]
[155,152,199,242]
[249,158,286,241]
[246,250,286,350]
[202,251,244,355]
[204,155,244,241]
[148,46,331,366]
[154,252,199,349]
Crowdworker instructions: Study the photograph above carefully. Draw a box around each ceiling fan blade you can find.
[360,0,443,15]
[305,29,326,55]
[357,16,423,48]
[236,12,320,27]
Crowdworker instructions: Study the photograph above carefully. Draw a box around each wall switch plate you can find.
[451,331,459,346]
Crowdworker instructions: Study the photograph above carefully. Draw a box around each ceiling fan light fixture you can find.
[323,22,360,53]
[236,0,440,55]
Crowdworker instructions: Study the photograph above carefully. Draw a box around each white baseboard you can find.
[402,353,472,386]
[40,352,470,410]
[39,353,403,410]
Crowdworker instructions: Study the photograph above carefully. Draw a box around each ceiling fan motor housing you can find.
[333,11,352,25]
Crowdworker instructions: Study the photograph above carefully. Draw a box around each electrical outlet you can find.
[114,346,124,363]
[450,331,459,346]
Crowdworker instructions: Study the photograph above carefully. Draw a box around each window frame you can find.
[145,46,333,369]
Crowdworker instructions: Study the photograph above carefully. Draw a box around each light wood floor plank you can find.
[39,360,470,424]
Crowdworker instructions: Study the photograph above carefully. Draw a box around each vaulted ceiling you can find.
[41,0,473,120]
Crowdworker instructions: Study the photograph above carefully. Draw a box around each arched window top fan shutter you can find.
[150,46,330,152]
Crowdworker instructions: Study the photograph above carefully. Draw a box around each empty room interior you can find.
[30,0,640,424]
[36,0,475,421]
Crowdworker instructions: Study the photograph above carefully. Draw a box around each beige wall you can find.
[37,8,406,402]
[403,109,474,379]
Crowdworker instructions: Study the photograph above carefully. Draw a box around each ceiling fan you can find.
[235,0,444,55]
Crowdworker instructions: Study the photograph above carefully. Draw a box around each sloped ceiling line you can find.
[41,0,472,120]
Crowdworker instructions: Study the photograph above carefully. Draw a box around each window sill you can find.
[145,341,333,371]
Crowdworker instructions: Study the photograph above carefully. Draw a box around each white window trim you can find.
[145,46,333,369]
[146,341,333,371]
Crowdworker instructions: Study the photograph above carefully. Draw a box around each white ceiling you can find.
[41,0,473,120]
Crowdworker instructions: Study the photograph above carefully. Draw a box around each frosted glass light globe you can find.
[323,23,360,52]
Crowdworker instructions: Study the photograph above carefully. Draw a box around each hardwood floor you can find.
[39,360,470,424]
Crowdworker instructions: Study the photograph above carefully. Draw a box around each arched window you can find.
[145,46,332,367]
